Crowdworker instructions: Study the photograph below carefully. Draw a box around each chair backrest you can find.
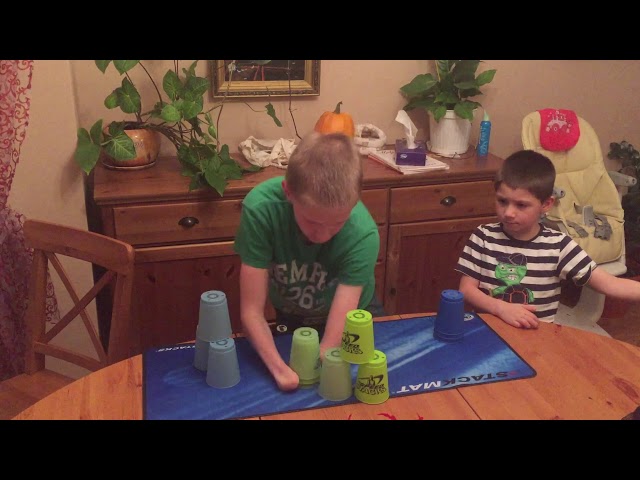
[522,110,625,265]
[23,219,135,374]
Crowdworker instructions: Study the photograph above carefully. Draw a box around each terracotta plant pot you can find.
[101,127,160,171]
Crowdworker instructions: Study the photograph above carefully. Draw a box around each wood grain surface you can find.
[13,314,640,420]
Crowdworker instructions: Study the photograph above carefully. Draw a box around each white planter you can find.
[428,110,472,156]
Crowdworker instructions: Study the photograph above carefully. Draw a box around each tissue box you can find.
[395,139,427,166]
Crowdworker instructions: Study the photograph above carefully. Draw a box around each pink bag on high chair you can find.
[538,108,580,152]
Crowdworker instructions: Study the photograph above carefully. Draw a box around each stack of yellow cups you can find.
[340,309,389,405]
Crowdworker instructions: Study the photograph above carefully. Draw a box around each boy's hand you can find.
[496,301,539,329]
[319,343,334,362]
[274,365,300,391]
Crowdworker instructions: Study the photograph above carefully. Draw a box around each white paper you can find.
[368,149,449,174]
[395,110,418,149]
[238,136,296,169]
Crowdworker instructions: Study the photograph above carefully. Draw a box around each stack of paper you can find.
[367,149,449,174]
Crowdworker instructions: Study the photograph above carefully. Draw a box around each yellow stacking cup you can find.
[340,309,375,364]
[354,350,390,405]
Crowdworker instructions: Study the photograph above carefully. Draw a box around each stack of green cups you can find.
[289,327,321,387]
[340,309,390,405]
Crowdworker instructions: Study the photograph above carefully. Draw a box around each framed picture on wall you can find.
[210,60,320,99]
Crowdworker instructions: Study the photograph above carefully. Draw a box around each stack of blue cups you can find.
[433,289,465,343]
[193,290,240,388]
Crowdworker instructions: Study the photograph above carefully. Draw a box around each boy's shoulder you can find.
[351,200,377,226]
[474,223,568,237]
[476,222,501,233]
[539,224,568,237]
[244,176,286,205]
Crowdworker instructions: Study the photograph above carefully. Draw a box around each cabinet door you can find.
[132,241,243,351]
[361,188,389,305]
[384,216,496,315]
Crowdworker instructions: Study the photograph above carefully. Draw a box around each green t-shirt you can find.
[234,176,379,318]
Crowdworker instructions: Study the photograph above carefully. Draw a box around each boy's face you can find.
[495,183,554,240]
[283,181,354,244]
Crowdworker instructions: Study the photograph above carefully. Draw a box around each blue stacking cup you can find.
[206,338,241,388]
[433,289,465,342]
[198,290,232,342]
[193,337,210,372]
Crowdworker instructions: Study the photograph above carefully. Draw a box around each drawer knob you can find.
[178,216,199,228]
[440,196,457,207]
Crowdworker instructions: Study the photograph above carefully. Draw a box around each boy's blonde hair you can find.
[285,131,363,208]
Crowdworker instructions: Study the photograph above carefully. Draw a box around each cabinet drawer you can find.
[114,199,243,246]
[361,188,388,225]
[389,181,495,224]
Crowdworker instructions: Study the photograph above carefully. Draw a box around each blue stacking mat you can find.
[143,313,536,420]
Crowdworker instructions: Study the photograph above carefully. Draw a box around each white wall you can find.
[9,59,640,380]
[10,60,96,378]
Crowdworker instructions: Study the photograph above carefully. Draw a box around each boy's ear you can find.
[541,196,555,213]
[282,180,293,201]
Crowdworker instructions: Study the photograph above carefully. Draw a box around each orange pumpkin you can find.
[313,101,355,137]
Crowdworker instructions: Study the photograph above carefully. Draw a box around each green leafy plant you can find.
[74,60,285,196]
[608,140,640,185]
[608,140,640,241]
[399,60,497,122]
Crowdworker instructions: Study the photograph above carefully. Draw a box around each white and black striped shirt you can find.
[456,223,596,322]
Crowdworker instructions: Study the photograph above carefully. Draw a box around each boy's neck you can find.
[506,222,542,242]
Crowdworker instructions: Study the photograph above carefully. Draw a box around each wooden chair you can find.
[0,219,135,419]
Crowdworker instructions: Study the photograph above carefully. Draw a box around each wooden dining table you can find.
[13,313,640,420]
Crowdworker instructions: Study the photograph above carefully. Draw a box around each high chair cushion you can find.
[522,111,624,264]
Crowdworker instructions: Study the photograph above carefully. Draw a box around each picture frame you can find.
[210,60,320,99]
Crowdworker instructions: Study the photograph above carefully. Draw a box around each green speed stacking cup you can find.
[289,327,321,387]
[318,347,353,402]
[206,338,241,389]
[354,350,390,405]
[198,290,232,342]
[340,309,375,364]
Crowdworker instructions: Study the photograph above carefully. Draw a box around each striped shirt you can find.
[456,223,597,322]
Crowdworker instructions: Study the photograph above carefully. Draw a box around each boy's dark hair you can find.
[494,150,556,202]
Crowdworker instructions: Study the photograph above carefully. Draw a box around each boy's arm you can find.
[588,268,640,301]
[321,283,363,358]
[239,263,299,391]
[458,275,539,329]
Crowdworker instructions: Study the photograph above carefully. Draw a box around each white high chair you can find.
[522,110,637,337]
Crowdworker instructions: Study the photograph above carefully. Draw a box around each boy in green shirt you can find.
[234,132,381,391]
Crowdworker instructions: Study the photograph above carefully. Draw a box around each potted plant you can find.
[399,60,496,156]
[608,140,640,247]
[74,60,285,196]
[608,140,640,187]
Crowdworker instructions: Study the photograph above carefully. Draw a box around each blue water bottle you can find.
[477,111,491,156]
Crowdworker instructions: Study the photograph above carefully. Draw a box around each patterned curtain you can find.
[0,60,59,381]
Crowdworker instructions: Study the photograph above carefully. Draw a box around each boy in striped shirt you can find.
[456,149,640,329]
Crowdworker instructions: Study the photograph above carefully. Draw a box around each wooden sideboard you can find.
[88,150,503,353]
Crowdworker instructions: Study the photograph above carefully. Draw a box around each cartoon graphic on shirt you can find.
[491,253,535,304]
